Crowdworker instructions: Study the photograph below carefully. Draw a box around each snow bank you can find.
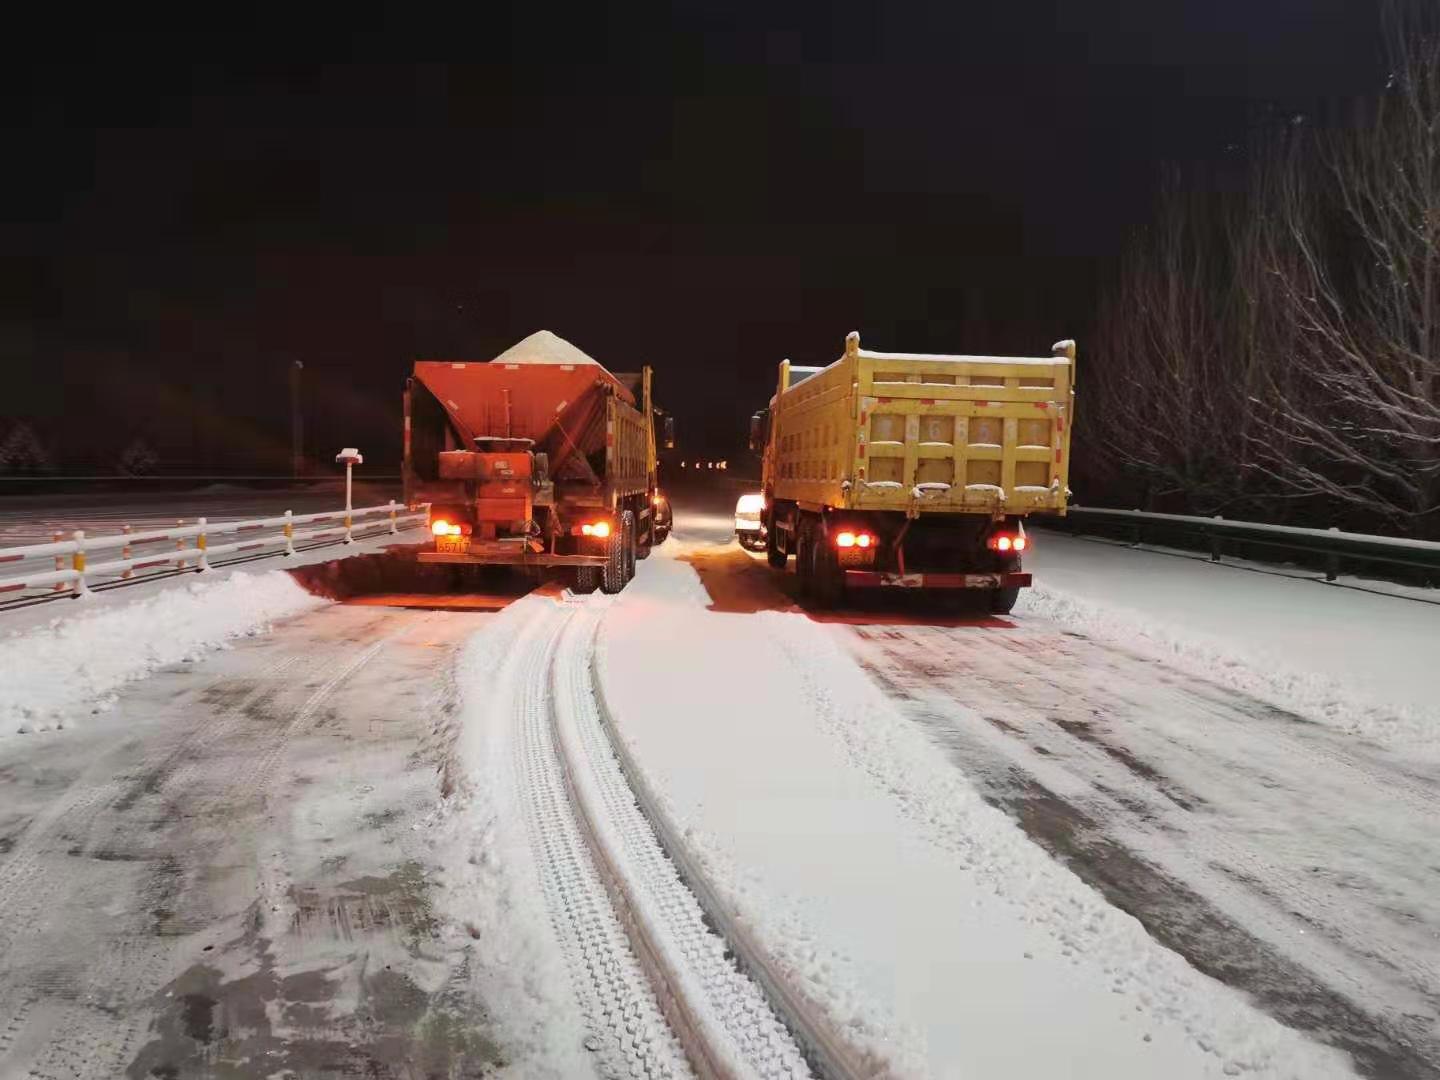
[598,547,1354,1079]
[1022,534,1440,760]
[0,569,324,736]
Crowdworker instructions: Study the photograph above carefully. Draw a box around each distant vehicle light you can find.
[736,493,765,514]
[582,521,612,538]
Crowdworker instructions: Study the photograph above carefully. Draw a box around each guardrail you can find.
[1050,506,1440,584]
[0,501,427,601]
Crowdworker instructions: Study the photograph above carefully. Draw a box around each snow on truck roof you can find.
[856,347,1070,367]
[492,329,602,367]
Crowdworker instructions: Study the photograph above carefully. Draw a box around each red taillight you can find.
[835,531,875,549]
[836,531,857,548]
[581,521,612,539]
[431,520,449,536]
[856,533,872,548]
[988,531,1029,553]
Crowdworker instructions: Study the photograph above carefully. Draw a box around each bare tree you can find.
[1254,5,1440,531]
[0,421,54,475]
[1089,174,1259,512]
[117,437,160,477]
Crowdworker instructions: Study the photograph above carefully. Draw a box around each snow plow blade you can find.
[843,570,1032,590]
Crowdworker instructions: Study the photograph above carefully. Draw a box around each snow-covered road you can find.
[0,484,1435,1079]
[597,489,1438,1079]
[0,598,501,1076]
[852,621,1439,1078]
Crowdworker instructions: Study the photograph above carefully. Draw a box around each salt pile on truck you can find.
[403,330,668,594]
[753,331,1076,611]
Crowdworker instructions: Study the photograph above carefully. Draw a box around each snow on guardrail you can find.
[0,501,428,602]
[1060,506,1440,582]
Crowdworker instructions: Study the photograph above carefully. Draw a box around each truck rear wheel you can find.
[622,511,637,580]
[810,532,844,609]
[766,527,787,569]
[990,556,1021,614]
[794,519,814,596]
[601,526,627,594]
[573,566,599,594]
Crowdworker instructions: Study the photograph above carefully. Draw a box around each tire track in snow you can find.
[511,605,690,1079]
[553,609,812,1079]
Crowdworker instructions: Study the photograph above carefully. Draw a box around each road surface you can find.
[0,601,498,1077]
[0,481,1436,1078]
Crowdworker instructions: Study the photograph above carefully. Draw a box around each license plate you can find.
[436,535,470,554]
[837,547,870,567]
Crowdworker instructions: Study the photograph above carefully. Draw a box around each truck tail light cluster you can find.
[834,531,874,549]
[987,532,1028,553]
[431,519,472,537]
[580,521,612,538]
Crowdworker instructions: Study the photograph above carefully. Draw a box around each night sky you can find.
[3,2,1385,471]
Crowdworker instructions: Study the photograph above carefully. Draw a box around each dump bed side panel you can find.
[605,397,651,499]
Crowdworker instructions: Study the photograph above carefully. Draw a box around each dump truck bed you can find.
[767,335,1075,517]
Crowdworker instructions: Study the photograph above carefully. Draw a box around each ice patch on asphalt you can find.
[0,569,324,736]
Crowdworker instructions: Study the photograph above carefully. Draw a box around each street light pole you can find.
[290,361,305,479]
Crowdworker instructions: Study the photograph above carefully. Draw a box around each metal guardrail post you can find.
[121,524,134,580]
[196,517,209,571]
[71,530,87,596]
[283,510,295,555]
[1325,526,1341,581]
[52,531,65,591]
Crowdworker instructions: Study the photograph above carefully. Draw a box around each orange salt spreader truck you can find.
[403,331,673,594]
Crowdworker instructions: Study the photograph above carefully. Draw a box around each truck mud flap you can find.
[843,570,1032,590]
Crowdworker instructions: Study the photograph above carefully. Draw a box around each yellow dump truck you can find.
[753,331,1076,612]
